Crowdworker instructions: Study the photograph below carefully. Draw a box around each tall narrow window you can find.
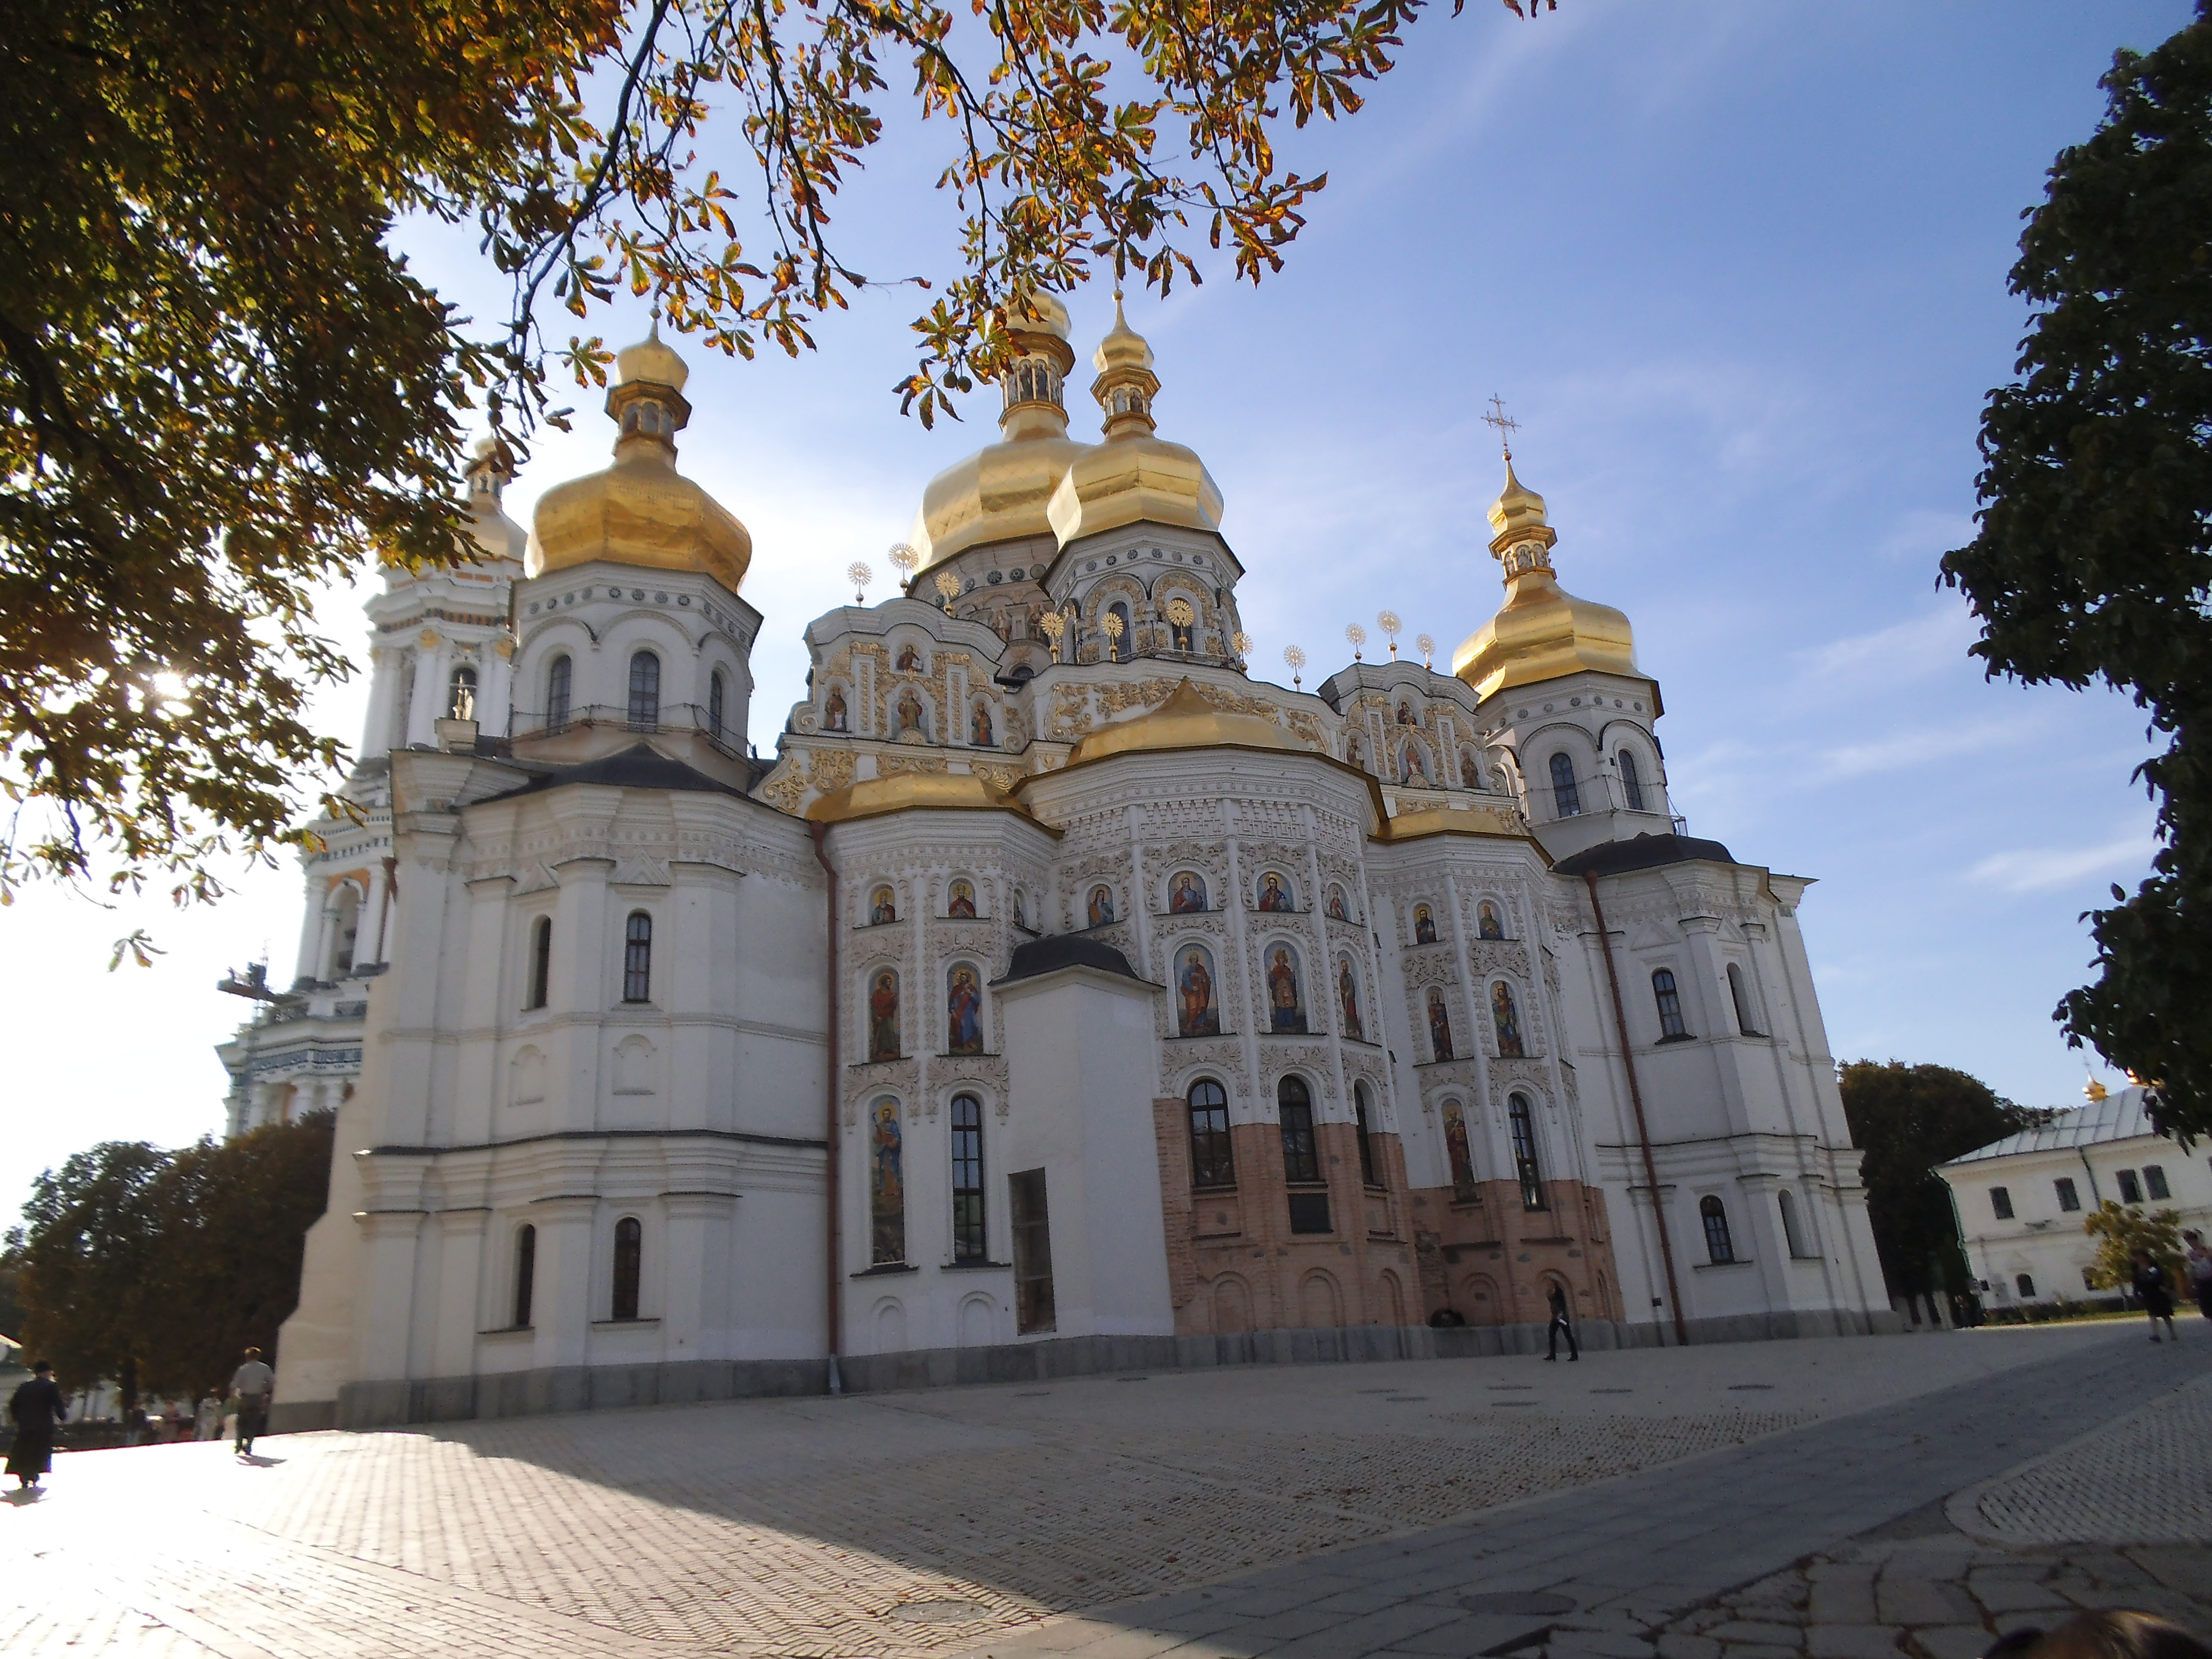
[2145,1165,2170,1200]
[1010,1169,1056,1334]
[513,1225,537,1327]
[1188,1079,1234,1189]
[623,912,653,1003]
[950,1094,986,1263]
[1652,969,1689,1039]
[2116,1169,2142,1204]
[1778,1189,1808,1259]
[708,670,727,742]
[1354,1082,1380,1188]
[1700,1197,1735,1264]
[1107,601,1133,661]
[1727,964,1761,1036]
[1278,1077,1321,1184]
[627,650,661,728]
[2016,1273,2036,1300]
[527,915,553,1010]
[1549,751,1581,817]
[1619,748,1646,812]
[611,1216,642,1320]
[447,664,479,722]
[546,655,572,733]
[2054,1177,2080,1213]
[1990,1186,2014,1219]
[1509,1094,1547,1211]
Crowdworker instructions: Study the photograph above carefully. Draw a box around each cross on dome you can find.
[1481,394,1520,459]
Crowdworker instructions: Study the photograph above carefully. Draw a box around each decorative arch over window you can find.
[1174,943,1221,1037]
[1263,942,1308,1033]
[1652,969,1689,1039]
[1277,1076,1320,1184]
[946,963,985,1055]
[1188,1078,1233,1189]
[1491,981,1526,1057]
[1353,1081,1380,1187]
[513,1225,537,1328]
[950,1094,986,1264]
[1727,963,1763,1036]
[869,1098,905,1264]
[1619,747,1647,812]
[1508,1094,1546,1211]
[545,655,573,732]
[447,663,478,722]
[627,650,661,728]
[612,1216,643,1320]
[1549,751,1581,817]
[1700,1195,1735,1264]
[623,912,653,1003]
[1441,1099,1477,1201]
[708,670,727,742]
[527,915,553,1010]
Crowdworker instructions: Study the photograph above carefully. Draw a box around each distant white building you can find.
[1936,1084,2212,1311]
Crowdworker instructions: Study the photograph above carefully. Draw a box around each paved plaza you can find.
[2,1323,2205,1658]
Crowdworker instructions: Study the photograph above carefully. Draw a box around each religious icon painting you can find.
[946,965,984,1054]
[896,688,926,737]
[1326,883,1349,922]
[1168,871,1207,914]
[824,685,849,731]
[1266,945,1307,1034]
[1413,903,1437,945]
[1426,985,1455,1061]
[1176,945,1221,1037]
[1087,884,1115,927]
[1491,981,1526,1058]
[868,970,900,1061]
[869,886,897,926]
[870,1099,905,1264]
[1012,888,1028,930]
[972,700,994,747]
[1346,737,1363,769]
[1442,1099,1478,1202]
[896,643,922,673]
[1401,745,1426,784]
[1397,702,1416,726]
[1461,746,1481,787]
[947,878,977,918]
[1256,871,1294,913]
[1337,957,1364,1043]
[1478,901,1504,941]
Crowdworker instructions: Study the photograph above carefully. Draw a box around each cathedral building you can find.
[253,301,1897,1431]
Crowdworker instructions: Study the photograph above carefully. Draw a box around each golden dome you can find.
[1066,679,1309,766]
[1452,457,1640,702]
[805,768,1039,826]
[1047,296,1224,546]
[526,325,752,592]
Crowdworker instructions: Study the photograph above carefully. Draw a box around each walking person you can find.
[2184,1230,2212,1321]
[2131,1249,2179,1344]
[229,1347,275,1456]
[7,1361,69,1491]
[1543,1282,1579,1362]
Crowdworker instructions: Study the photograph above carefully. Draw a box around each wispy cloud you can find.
[1798,603,1981,687]
[1970,834,2157,896]
[1816,715,2036,781]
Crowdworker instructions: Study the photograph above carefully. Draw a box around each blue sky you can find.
[3,0,2193,1218]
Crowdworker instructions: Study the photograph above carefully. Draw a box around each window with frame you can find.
[2144,1165,2170,1201]
[611,1217,642,1321]
[1107,601,1133,661]
[1778,1188,1808,1258]
[627,650,661,728]
[1549,751,1581,817]
[2054,1177,2080,1213]
[513,1225,537,1327]
[447,664,479,722]
[2016,1273,2036,1300]
[1188,1079,1234,1189]
[708,670,726,742]
[1278,1077,1321,1185]
[546,655,572,733]
[2116,1169,2143,1204]
[950,1094,986,1264]
[1508,1094,1547,1211]
[623,912,653,1003]
[1619,748,1647,812]
[1727,963,1762,1036]
[1700,1195,1735,1263]
[1652,969,1689,1039]
[1354,1082,1380,1188]
[527,916,553,1010]
[1990,1186,2014,1220]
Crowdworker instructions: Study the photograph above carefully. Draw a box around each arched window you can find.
[513,1225,537,1327]
[1619,748,1646,812]
[1508,1094,1547,1211]
[627,650,661,728]
[611,1216,642,1320]
[1277,1077,1320,1184]
[1354,1082,1380,1188]
[1727,963,1762,1036]
[545,655,572,733]
[527,915,553,1010]
[1652,969,1689,1039]
[1107,601,1133,661]
[1189,1079,1233,1189]
[2015,1273,2036,1300]
[623,912,652,1003]
[708,670,726,742]
[447,664,478,722]
[1778,1189,1808,1259]
[1549,751,1581,817]
[1700,1196,1734,1264]
[950,1094,986,1264]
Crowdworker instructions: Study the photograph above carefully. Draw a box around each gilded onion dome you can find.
[907,293,1093,572]
[1066,678,1307,765]
[1047,296,1225,546]
[462,436,528,562]
[527,323,753,592]
[1452,457,1639,701]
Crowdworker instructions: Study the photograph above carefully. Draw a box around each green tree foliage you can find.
[2080,1200,2186,1293]
[4,1112,335,1403]
[4,0,1546,916]
[1939,4,2212,1142]
[1838,1060,2044,1301]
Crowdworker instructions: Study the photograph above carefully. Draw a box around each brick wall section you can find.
[1407,1176,1621,1327]
[1151,1096,1199,1311]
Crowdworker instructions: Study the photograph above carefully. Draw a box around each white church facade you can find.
[242,302,1898,1431]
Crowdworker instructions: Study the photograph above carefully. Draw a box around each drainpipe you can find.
[2077,1149,2103,1206]
[810,821,844,1395]
[1585,872,1690,1347]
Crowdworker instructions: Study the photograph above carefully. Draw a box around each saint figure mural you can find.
[896,643,921,673]
[868,970,900,1060]
[972,700,994,747]
[1337,958,1364,1042]
[1267,946,1306,1033]
[1326,884,1348,922]
[1442,1100,1478,1202]
[896,688,925,737]
[947,966,984,1054]
[1346,737,1363,770]
[869,886,897,926]
[1413,903,1437,944]
[824,686,848,731]
[1257,872,1293,912]
[1491,981,1526,1058]
[870,1101,905,1264]
[1427,986,1455,1061]
[1169,871,1206,914]
[1461,746,1481,787]
[1478,901,1504,940]
[1087,884,1115,926]
[947,879,977,918]
[1401,745,1426,784]
[1012,889,1028,929]
[1177,946,1220,1037]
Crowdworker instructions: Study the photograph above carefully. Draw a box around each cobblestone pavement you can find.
[0,1324,2196,1658]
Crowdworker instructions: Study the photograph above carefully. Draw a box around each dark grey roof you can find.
[1553,831,1737,878]
[489,744,745,801]
[995,934,1148,987]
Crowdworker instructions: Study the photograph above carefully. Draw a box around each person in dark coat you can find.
[7,1361,68,1489]
[2132,1249,2178,1344]
[1543,1282,1579,1362]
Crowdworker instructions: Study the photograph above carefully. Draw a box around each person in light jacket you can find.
[229,1348,276,1455]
